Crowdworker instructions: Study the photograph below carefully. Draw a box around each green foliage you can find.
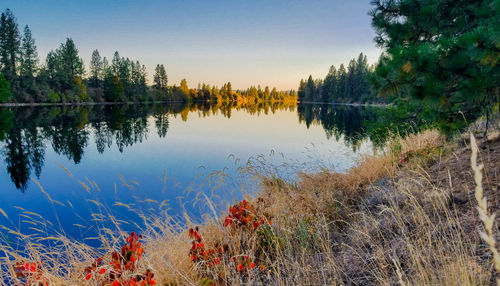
[299,53,379,103]
[153,64,167,96]
[370,0,500,133]
[0,9,21,84]
[72,77,88,102]
[199,278,216,286]
[43,38,85,92]
[179,78,189,96]
[103,73,124,102]
[89,49,102,88]
[19,25,38,91]
[58,38,85,88]
[0,73,12,102]
[48,90,60,103]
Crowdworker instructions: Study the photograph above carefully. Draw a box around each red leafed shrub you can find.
[189,227,227,266]
[223,198,270,230]
[12,232,155,285]
[190,198,272,285]
[83,232,156,285]
[13,261,48,286]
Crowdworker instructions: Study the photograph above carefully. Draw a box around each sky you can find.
[1,0,381,90]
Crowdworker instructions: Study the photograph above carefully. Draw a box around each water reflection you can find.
[298,103,380,151]
[0,102,396,192]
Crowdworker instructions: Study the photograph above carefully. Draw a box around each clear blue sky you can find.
[2,0,380,90]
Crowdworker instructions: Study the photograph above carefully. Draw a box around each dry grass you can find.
[1,127,498,285]
[399,129,445,155]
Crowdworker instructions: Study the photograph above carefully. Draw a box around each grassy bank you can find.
[1,125,500,285]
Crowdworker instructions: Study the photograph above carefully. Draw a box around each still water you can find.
[0,102,380,241]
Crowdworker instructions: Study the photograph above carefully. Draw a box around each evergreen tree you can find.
[354,53,369,102]
[346,59,356,101]
[322,65,337,102]
[153,64,167,93]
[112,51,120,75]
[0,9,20,85]
[19,25,38,87]
[89,49,102,88]
[370,0,500,132]
[298,79,306,102]
[304,75,315,102]
[57,38,84,88]
[139,64,147,95]
[101,57,109,80]
[44,50,58,88]
[118,57,130,97]
[337,64,347,101]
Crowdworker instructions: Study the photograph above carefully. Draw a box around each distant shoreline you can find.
[299,101,389,107]
[0,100,184,107]
[0,100,388,108]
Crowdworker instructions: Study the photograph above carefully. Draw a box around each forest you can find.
[298,53,379,104]
[0,9,297,105]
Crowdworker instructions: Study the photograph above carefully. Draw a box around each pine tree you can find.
[139,64,147,95]
[298,79,306,102]
[44,50,58,88]
[57,38,84,88]
[337,64,347,102]
[370,0,500,132]
[354,53,369,102]
[322,65,337,102]
[304,75,315,102]
[0,9,20,84]
[19,25,38,88]
[112,51,120,76]
[153,64,167,93]
[101,57,109,79]
[153,64,161,90]
[89,49,102,88]
[344,59,355,102]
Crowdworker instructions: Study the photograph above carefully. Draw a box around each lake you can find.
[0,102,382,243]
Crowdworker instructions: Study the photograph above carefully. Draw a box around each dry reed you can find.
[470,132,500,285]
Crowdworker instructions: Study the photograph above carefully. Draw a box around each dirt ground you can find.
[428,132,500,209]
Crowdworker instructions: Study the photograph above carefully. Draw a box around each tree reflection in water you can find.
[0,101,415,192]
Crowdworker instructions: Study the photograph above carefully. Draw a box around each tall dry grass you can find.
[0,128,497,285]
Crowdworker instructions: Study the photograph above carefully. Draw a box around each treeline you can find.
[0,9,154,103]
[169,80,297,104]
[0,9,297,104]
[87,50,149,102]
[298,53,379,104]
